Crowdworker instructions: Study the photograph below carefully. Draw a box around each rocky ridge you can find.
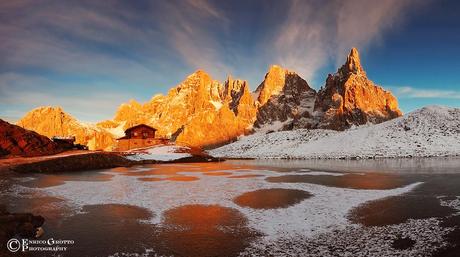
[16,48,402,149]
[314,48,402,130]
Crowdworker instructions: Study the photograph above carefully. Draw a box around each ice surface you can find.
[28,168,422,240]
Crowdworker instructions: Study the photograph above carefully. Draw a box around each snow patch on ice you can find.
[241,218,453,257]
[439,196,460,215]
[125,145,192,161]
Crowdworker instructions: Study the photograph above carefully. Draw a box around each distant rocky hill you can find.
[16,48,402,149]
[210,106,460,159]
[0,119,62,157]
[16,107,120,150]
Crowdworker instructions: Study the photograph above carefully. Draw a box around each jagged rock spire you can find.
[340,47,365,75]
[314,47,401,130]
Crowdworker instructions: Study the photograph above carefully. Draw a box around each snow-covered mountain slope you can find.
[209,106,460,159]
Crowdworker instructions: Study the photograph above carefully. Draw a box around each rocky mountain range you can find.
[16,48,402,150]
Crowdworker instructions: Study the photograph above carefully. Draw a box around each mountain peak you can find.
[180,69,213,89]
[268,64,284,72]
[191,69,211,79]
[341,47,364,75]
[314,48,401,130]
[255,65,287,105]
[267,64,298,75]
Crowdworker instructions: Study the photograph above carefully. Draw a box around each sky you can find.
[1,0,459,122]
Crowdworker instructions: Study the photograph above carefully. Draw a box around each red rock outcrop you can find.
[0,119,62,157]
[314,48,402,130]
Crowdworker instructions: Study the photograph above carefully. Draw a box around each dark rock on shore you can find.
[10,152,133,173]
[0,205,45,241]
[7,151,222,173]
[391,236,416,250]
[135,154,223,165]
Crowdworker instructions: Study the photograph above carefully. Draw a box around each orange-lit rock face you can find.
[113,71,258,148]
[16,48,403,149]
[255,65,287,105]
[16,106,116,150]
[254,65,317,129]
[0,119,62,157]
[314,48,402,130]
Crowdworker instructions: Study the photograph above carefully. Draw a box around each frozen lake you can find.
[1,158,459,256]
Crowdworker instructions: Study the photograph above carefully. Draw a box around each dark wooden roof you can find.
[124,124,157,133]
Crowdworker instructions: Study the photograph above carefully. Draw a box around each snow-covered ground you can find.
[125,145,192,161]
[210,106,460,159]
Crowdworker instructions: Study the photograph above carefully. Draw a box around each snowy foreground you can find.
[210,106,460,159]
[125,145,192,161]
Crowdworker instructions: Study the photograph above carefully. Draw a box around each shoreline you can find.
[226,156,460,174]
[1,149,457,174]
[0,150,222,173]
[219,154,460,161]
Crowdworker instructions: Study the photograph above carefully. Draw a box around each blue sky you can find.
[1,0,459,122]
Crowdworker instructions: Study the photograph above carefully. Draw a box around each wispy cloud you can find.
[1,0,425,86]
[0,0,435,122]
[272,0,426,82]
[185,0,225,20]
[0,0,232,83]
[153,0,233,78]
[0,0,232,121]
[392,86,460,99]
[0,72,131,122]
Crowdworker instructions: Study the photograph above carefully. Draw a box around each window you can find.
[133,132,138,137]
[142,132,148,138]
